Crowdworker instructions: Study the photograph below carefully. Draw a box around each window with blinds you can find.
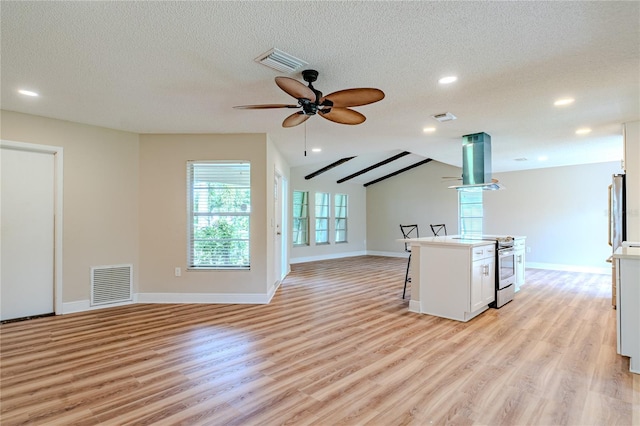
[334,193,348,243]
[292,191,309,246]
[187,161,250,268]
[315,192,330,244]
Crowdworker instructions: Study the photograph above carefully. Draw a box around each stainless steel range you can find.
[492,237,516,308]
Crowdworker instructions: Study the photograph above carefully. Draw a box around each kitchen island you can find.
[403,235,525,322]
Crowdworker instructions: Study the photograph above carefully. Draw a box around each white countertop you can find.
[614,246,640,260]
[399,234,525,248]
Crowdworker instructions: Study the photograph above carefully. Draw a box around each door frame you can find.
[1,140,64,315]
[273,168,288,283]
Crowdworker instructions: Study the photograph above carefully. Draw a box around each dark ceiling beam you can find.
[304,157,355,180]
[363,158,433,187]
[336,151,411,184]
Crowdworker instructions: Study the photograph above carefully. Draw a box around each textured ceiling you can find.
[2,1,638,180]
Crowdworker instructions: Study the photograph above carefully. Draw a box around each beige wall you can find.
[366,161,461,255]
[138,133,285,296]
[1,110,140,303]
[624,120,639,241]
[365,156,622,271]
[290,166,367,262]
[486,161,623,270]
[1,111,290,308]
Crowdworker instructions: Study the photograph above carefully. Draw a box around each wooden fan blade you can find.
[233,104,299,109]
[275,77,316,101]
[321,88,385,108]
[319,107,366,125]
[282,112,311,128]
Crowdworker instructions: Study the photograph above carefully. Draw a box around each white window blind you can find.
[292,190,309,246]
[315,192,330,244]
[335,193,348,243]
[187,161,250,268]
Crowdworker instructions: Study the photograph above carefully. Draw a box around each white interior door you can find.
[1,147,55,320]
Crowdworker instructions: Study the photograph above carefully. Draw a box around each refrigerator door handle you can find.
[608,184,613,247]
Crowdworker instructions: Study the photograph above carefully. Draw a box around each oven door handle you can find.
[499,249,514,257]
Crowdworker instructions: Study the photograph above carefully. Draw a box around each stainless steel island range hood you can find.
[449,132,504,191]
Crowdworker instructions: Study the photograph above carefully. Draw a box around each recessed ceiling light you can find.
[575,128,591,135]
[538,156,548,161]
[311,148,322,153]
[423,127,436,133]
[554,98,574,106]
[438,76,458,85]
[18,89,39,97]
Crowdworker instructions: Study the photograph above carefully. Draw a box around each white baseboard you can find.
[526,262,609,275]
[408,300,420,313]
[62,299,135,314]
[366,250,408,258]
[290,250,367,264]
[62,284,281,315]
[136,292,272,304]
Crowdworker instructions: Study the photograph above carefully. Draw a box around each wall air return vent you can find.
[255,48,308,73]
[432,112,457,122]
[91,264,133,306]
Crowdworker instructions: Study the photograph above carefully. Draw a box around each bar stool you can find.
[399,224,418,299]
[430,223,447,236]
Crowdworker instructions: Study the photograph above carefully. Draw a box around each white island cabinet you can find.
[471,244,496,312]
[614,245,640,374]
[406,237,496,322]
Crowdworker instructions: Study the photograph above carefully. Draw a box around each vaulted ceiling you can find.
[2,1,638,178]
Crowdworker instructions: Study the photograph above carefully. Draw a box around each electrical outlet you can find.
[175,267,181,277]
[526,246,531,253]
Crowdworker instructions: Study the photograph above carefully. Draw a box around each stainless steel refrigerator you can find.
[608,173,626,307]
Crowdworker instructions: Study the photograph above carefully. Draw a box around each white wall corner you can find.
[267,279,283,303]
[408,300,421,313]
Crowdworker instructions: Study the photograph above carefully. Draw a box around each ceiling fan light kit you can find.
[234,69,385,128]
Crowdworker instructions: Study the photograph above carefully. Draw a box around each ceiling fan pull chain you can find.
[304,121,307,157]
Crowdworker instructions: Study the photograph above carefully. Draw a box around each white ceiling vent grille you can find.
[255,48,308,73]
[91,264,133,306]
[432,112,457,122]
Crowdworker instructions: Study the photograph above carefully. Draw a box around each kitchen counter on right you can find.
[613,245,640,374]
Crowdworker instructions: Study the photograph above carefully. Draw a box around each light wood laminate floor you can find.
[1,256,638,425]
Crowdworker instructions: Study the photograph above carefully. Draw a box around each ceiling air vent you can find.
[432,112,457,122]
[255,48,308,73]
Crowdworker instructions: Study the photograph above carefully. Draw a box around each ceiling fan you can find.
[233,69,385,128]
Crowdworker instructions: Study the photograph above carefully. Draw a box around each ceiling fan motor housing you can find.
[301,69,318,83]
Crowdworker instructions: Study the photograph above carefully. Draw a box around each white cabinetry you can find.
[417,242,496,322]
[614,246,640,374]
[514,237,526,292]
[471,245,495,311]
